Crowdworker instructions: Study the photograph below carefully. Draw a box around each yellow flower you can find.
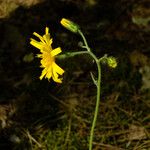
[30,27,64,83]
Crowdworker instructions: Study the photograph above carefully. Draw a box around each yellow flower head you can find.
[30,27,64,83]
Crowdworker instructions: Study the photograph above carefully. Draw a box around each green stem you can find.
[57,51,88,59]
[78,30,90,52]
[78,30,102,150]
[59,29,102,150]
[89,62,101,150]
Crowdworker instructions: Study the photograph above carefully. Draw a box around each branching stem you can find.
[78,30,101,150]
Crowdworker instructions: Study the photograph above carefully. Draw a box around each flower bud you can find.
[107,57,117,68]
[60,18,79,33]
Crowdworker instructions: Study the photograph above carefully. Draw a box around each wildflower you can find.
[30,27,64,83]
[60,18,79,33]
[107,57,117,68]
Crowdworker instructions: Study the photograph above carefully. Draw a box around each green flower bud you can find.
[107,57,117,68]
[60,18,79,33]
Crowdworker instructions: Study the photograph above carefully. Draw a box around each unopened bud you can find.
[107,57,117,68]
[60,18,79,33]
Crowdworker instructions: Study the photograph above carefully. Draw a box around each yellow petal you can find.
[51,47,62,57]
[55,78,62,83]
[33,32,45,43]
[46,67,52,79]
[43,34,51,46]
[30,39,43,50]
[40,68,47,80]
[45,27,49,34]
[52,74,62,83]
[52,71,58,82]
[53,63,64,75]
[36,54,42,58]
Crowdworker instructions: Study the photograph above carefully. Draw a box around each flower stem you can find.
[78,30,90,52]
[57,51,88,59]
[89,62,101,150]
[78,30,102,150]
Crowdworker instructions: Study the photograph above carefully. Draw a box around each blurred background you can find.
[0,0,150,149]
